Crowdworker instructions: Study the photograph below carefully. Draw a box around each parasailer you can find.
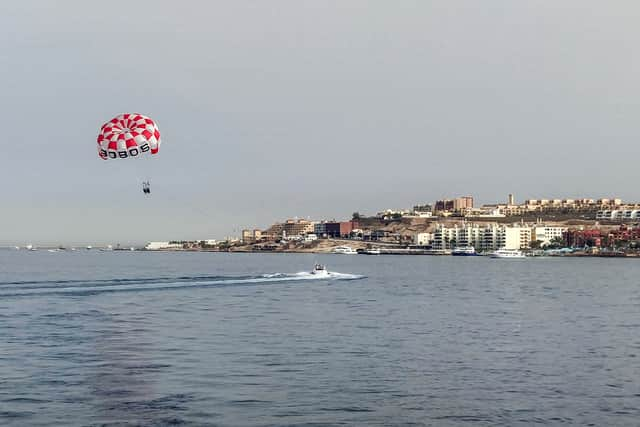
[97,113,161,194]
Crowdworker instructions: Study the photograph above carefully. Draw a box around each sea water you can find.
[1,250,640,426]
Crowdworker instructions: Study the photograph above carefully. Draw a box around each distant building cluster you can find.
[241,218,361,245]
[434,196,474,213]
[485,197,628,217]
[595,209,640,220]
[234,194,640,250]
[144,193,640,253]
[563,225,640,249]
[378,194,640,219]
[144,239,221,250]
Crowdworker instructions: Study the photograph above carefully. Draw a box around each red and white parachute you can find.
[97,113,161,160]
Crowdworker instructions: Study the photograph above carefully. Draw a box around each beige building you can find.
[282,219,315,237]
[262,219,317,240]
[435,196,474,213]
[242,229,263,243]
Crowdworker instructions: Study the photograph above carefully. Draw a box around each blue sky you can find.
[1,1,639,245]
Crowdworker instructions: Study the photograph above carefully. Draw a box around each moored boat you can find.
[362,248,381,255]
[490,248,526,258]
[452,246,478,256]
[332,246,358,255]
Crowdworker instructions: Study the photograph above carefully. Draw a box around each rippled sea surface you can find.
[1,250,640,426]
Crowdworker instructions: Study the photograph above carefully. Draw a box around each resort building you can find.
[282,219,316,237]
[480,197,630,217]
[241,229,263,243]
[413,232,434,246]
[531,226,566,246]
[498,225,532,250]
[144,241,184,250]
[262,219,317,240]
[432,223,533,250]
[434,196,474,214]
[596,210,640,220]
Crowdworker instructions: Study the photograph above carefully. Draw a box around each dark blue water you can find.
[1,250,640,426]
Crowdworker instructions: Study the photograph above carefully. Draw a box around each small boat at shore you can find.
[332,246,358,255]
[452,246,478,256]
[362,248,381,255]
[490,248,526,259]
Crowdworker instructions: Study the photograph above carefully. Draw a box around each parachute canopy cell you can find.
[97,113,161,160]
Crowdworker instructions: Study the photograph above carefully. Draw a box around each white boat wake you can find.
[0,271,365,297]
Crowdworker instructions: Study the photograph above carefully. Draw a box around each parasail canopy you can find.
[97,113,161,160]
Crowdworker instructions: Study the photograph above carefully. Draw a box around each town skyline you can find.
[13,191,640,248]
[144,190,640,255]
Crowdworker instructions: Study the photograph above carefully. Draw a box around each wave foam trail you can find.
[0,272,365,297]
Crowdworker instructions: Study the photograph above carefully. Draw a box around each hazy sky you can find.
[1,1,639,245]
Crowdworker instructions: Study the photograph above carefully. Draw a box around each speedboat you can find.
[311,263,330,277]
[490,248,526,258]
[452,246,478,256]
[332,246,357,255]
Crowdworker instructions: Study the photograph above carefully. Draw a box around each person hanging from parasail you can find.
[96,113,161,195]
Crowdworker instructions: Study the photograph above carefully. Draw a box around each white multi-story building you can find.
[407,211,433,218]
[498,225,532,250]
[303,234,318,242]
[596,210,640,220]
[432,225,459,249]
[432,224,533,250]
[456,224,485,248]
[413,232,434,246]
[532,226,566,246]
[144,241,183,250]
